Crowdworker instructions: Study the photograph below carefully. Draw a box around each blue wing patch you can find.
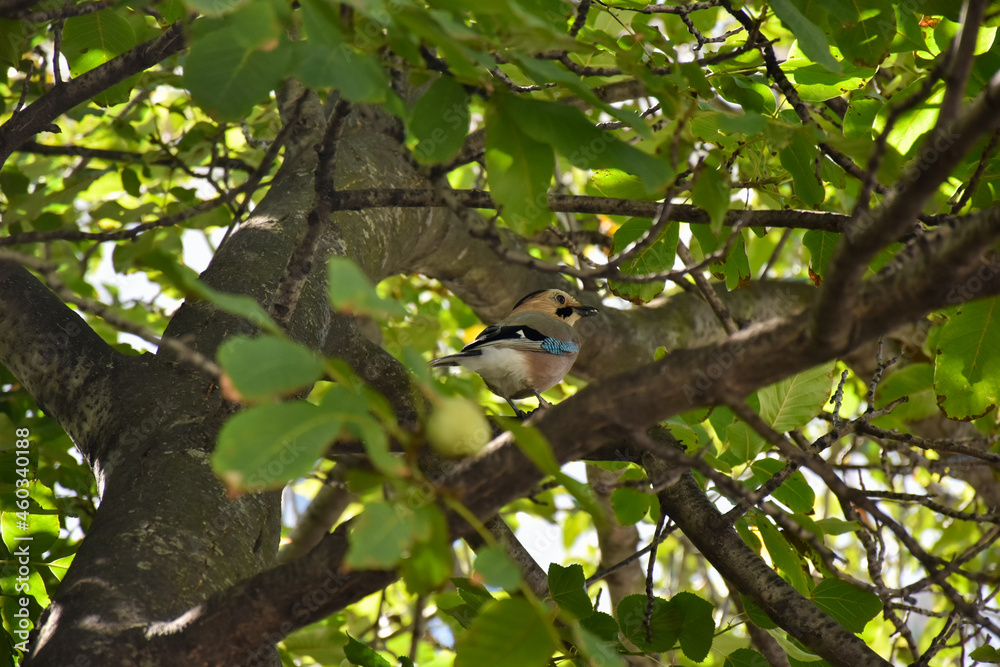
[541,338,579,355]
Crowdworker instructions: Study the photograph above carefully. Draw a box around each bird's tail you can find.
[429,355,461,367]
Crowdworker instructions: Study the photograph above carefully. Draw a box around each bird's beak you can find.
[574,305,599,317]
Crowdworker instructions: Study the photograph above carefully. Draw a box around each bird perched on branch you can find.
[430,289,599,417]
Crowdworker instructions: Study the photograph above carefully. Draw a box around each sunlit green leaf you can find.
[769,0,841,73]
[212,401,340,490]
[454,598,557,667]
[810,578,881,633]
[474,546,521,590]
[548,563,592,620]
[934,297,1000,420]
[218,335,323,399]
[759,362,836,432]
[608,217,679,304]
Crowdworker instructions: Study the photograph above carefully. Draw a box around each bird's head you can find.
[509,289,599,326]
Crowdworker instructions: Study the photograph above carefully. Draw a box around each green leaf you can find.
[61,9,139,105]
[769,633,822,661]
[295,42,389,103]
[410,77,470,164]
[400,508,452,594]
[452,578,495,612]
[779,133,825,207]
[754,514,809,594]
[769,0,841,73]
[970,645,1000,663]
[62,10,136,75]
[183,0,246,16]
[749,458,815,514]
[212,400,341,490]
[802,230,838,282]
[593,169,659,200]
[890,5,929,53]
[0,19,26,67]
[217,335,323,399]
[580,611,621,643]
[810,578,881,633]
[716,74,776,116]
[344,635,391,667]
[725,648,769,667]
[607,217,679,304]
[573,623,625,667]
[548,563,593,620]
[184,31,292,120]
[485,95,555,234]
[439,602,478,629]
[500,95,672,192]
[740,595,777,629]
[783,43,876,102]
[297,0,389,102]
[1,486,60,558]
[722,232,751,290]
[726,421,768,464]
[611,486,652,526]
[880,82,944,156]
[510,54,650,137]
[327,258,406,318]
[454,598,557,667]
[814,517,862,535]
[759,362,835,432]
[672,592,715,662]
[827,0,894,68]
[934,297,1000,420]
[873,363,939,425]
[616,594,682,652]
[187,279,283,336]
[692,165,730,235]
[346,502,438,570]
[121,168,142,197]
[474,546,521,590]
[844,98,881,140]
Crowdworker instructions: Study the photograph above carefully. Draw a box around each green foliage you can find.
[328,258,407,319]
[616,591,715,659]
[212,399,344,491]
[810,579,881,634]
[607,217,679,304]
[410,77,471,164]
[547,563,592,620]
[217,335,324,400]
[934,297,1000,420]
[473,546,521,590]
[453,598,557,667]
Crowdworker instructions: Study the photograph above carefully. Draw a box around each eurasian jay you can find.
[430,289,599,417]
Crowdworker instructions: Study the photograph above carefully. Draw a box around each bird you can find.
[430,289,599,417]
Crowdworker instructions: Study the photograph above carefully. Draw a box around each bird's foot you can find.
[532,390,552,411]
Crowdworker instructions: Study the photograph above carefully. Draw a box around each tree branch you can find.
[812,69,1000,352]
[0,260,122,448]
[0,21,186,168]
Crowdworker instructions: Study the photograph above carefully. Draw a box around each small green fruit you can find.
[426,396,492,458]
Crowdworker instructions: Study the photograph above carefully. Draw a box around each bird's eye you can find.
[556,294,566,304]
